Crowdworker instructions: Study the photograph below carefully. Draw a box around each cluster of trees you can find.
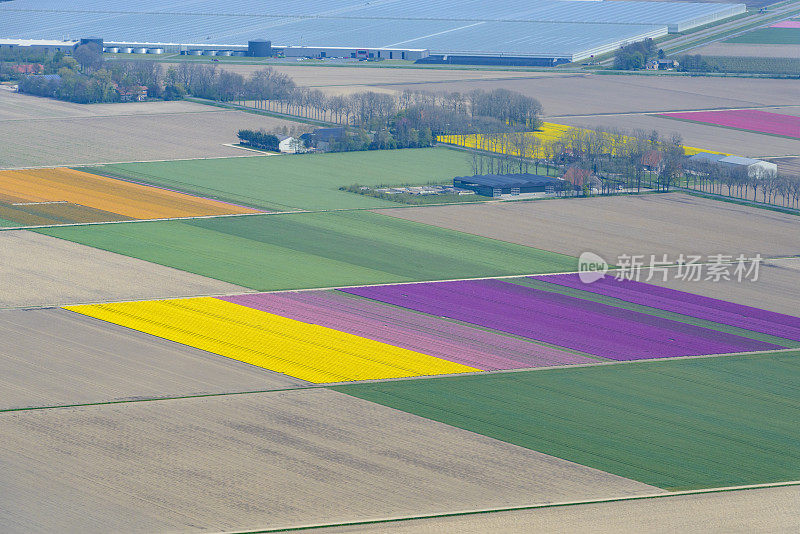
[686,160,800,209]
[613,38,660,70]
[546,126,685,192]
[15,43,183,103]
[164,62,295,102]
[237,129,280,151]
[0,47,77,82]
[259,88,543,137]
[467,126,688,194]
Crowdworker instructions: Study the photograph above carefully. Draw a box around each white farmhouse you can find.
[278,136,304,154]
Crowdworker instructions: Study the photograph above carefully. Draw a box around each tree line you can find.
[685,158,800,209]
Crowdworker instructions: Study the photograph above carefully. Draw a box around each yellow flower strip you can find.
[64,297,479,383]
[438,122,729,157]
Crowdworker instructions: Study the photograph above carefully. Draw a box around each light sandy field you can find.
[0,92,214,121]
[690,42,800,58]
[0,230,249,309]
[320,485,800,534]
[0,308,305,410]
[552,112,800,157]
[0,389,661,534]
[768,156,800,176]
[377,192,800,260]
[647,258,800,317]
[202,63,557,88]
[377,74,800,116]
[0,91,306,168]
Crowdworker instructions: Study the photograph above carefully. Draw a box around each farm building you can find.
[688,153,778,178]
[278,136,305,154]
[0,0,746,64]
[454,174,561,197]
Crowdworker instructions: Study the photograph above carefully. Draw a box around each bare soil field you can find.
[690,42,800,58]
[199,63,558,88]
[0,389,660,533]
[0,308,304,410]
[0,92,213,121]
[767,156,800,176]
[646,258,800,318]
[553,113,800,157]
[321,485,800,533]
[377,74,800,116]
[377,193,800,260]
[0,91,306,168]
[0,230,249,309]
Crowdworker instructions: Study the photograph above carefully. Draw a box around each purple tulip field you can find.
[533,273,800,342]
[342,278,790,360]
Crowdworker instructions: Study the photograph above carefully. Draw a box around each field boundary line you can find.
[0,153,268,172]
[5,259,798,309]
[2,343,795,414]
[214,481,800,533]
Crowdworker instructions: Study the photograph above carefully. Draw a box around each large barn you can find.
[454,174,561,197]
[0,0,746,64]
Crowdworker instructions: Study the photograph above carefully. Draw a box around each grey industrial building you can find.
[454,174,561,197]
[0,0,746,65]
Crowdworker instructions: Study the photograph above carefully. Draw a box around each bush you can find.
[237,129,279,151]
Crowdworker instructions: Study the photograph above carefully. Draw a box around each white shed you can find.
[719,156,778,178]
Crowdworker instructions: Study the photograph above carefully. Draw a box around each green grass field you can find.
[36,211,576,290]
[80,148,473,211]
[334,351,800,490]
[727,27,800,44]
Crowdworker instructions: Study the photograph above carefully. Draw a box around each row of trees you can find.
[255,87,544,136]
[686,159,800,209]
[237,129,280,151]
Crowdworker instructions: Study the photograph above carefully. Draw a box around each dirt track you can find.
[0,389,660,533]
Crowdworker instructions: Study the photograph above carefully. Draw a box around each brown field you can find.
[0,230,249,309]
[552,112,800,157]
[0,91,308,168]
[0,389,660,533]
[376,74,800,116]
[0,92,211,121]
[646,258,800,317]
[690,42,800,58]
[0,308,305,410]
[377,192,800,260]
[200,63,558,88]
[767,156,800,176]
[320,485,800,533]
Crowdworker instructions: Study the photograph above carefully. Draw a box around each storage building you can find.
[454,174,561,197]
[688,153,778,178]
